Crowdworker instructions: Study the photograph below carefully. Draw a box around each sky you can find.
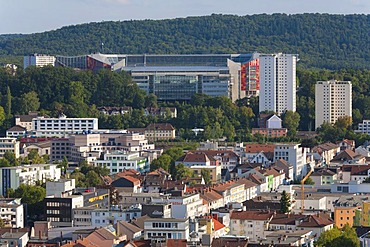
[1,0,370,34]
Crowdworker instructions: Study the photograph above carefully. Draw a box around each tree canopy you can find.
[3,14,370,70]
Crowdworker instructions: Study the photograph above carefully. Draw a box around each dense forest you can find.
[2,14,370,69]
[1,66,370,145]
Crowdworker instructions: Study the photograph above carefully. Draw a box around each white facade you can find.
[93,151,148,174]
[151,194,206,219]
[91,206,141,228]
[274,144,307,179]
[258,53,297,115]
[32,115,99,137]
[0,164,61,196]
[24,54,56,69]
[356,120,370,135]
[144,218,189,240]
[315,80,352,129]
[0,138,20,159]
[0,198,24,228]
[267,115,282,129]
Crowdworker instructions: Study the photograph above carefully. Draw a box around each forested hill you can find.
[1,14,370,69]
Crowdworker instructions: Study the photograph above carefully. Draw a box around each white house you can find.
[93,151,148,174]
[144,218,189,240]
[230,211,274,241]
[0,198,24,228]
[0,164,61,196]
[267,115,282,129]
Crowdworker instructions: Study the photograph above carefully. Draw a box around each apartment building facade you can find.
[258,53,297,115]
[315,80,352,129]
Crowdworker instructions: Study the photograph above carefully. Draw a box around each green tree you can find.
[279,190,291,213]
[282,111,300,137]
[3,151,17,165]
[144,93,158,108]
[5,86,11,117]
[85,170,102,187]
[173,163,193,180]
[316,225,359,247]
[335,116,353,130]
[19,91,40,114]
[70,170,86,187]
[9,184,46,205]
[304,177,315,185]
[0,106,5,126]
[150,154,172,171]
[57,157,68,175]
[201,169,212,185]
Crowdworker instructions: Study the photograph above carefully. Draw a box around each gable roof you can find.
[342,164,370,176]
[245,144,276,153]
[298,214,334,228]
[331,149,364,162]
[117,220,142,234]
[7,125,27,132]
[146,123,175,131]
[212,218,226,231]
[230,211,274,221]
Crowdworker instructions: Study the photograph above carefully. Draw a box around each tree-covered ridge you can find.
[2,14,370,69]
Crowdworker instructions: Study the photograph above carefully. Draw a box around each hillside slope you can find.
[1,14,370,69]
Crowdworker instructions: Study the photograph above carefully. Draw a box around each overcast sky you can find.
[1,0,370,34]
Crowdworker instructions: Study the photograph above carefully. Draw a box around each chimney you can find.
[39,231,41,240]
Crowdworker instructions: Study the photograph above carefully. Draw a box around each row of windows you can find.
[152,222,178,228]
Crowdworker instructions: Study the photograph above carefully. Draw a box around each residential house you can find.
[97,106,132,115]
[0,164,61,196]
[144,123,176,141]
[273,143,308,179]
[338,139,355,151]
[274,159,294,184]
[245,144,275,164]
[111,176,142,193]
[341,164,370,183]
[151,194,206,219]
[143,218,189,240]
[143,168,172,193]
[188,150,240,172]
[116,220,142,240]
[333,195,364,228]
[15,112,39,131]
[310,169,337,186]
[200,188,224,210]
[6,125,27,138]
[330,149,366,165]
[23,141,51,157]
[0,231,29,247]
[229,211,274,241]
[0,138,20,159]
[311,142,340,165]
[93,151,148,174]
[0,198,24,228]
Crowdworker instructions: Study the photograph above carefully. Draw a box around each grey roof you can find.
[122,66,230,72]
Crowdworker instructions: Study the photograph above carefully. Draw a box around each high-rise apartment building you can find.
[315,80,352,129]
[258,53,297,115]
[24,54,56,69]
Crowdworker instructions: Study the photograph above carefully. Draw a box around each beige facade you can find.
[315,80,352,129]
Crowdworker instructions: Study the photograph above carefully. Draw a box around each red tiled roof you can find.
[146,123,175,131]
[298,215,334,228]
[212,218,225,231]
[230,211,274,220]
[245,144,276,153]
